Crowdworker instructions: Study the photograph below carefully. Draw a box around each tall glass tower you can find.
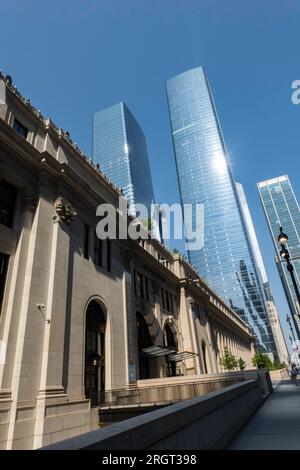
[236,182,288,362]
[166,66,276,354]
[93,102,155,216]
[258,175,300,337]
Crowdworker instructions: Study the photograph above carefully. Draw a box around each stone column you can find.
[0,189,38,449]
[40,197,76,394]
[121,248,138,384]
[217,327,223,371]
[179,291,200,375]
[233,335,237,358]
[5,185,56,449]
[0,190,36,391]
[205,317,218,373]
[220,329,225,355]
[152,280,162,326]
[151,280,165,378]
[194,318,204,374]
[33,196,77,448]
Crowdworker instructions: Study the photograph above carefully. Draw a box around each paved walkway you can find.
[228,379,300,450]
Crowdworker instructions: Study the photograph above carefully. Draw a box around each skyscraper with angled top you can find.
[236,182,288,363]
[166,66,276,355]
[93,102,155,217]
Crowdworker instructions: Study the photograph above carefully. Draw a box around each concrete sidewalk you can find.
[228,380,300,449]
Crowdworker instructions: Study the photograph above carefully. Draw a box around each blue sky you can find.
[1,0,299,346]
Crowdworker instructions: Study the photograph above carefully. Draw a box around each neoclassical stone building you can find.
[0,72,254,449]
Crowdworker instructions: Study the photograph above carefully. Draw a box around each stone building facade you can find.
[0,73,254,449]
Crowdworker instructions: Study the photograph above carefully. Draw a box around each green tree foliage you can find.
[141,218,152,232]
[238,357,246,371]
[252,351,273,369]
[271,360,286,371]
[220,347,239,370]
[252,352,286,370]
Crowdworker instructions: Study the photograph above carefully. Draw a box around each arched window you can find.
[137,312,153,379]
[202,340,208,374]
[85,300,106,406]
[163,324,177,377]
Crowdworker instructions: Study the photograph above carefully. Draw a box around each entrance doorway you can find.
[137,312,153,379]
[163,323,177,377]
[85,300,106,406]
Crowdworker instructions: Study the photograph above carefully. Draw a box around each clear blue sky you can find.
[1,0,299,346]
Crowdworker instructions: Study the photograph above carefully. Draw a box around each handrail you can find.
[91,376,244,408]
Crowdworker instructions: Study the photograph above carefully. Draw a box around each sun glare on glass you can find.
[213,150,227,172]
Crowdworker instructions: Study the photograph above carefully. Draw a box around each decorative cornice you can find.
[0,70,123,198]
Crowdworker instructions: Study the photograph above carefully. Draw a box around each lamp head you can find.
[278,226,288,245]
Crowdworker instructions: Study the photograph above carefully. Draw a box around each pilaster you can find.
[33,196,76,448]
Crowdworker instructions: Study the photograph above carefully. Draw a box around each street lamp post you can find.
[278,227,300,310]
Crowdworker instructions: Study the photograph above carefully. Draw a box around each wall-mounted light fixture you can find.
[36,303,50,324]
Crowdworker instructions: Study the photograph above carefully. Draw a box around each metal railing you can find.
[92,377,243,408]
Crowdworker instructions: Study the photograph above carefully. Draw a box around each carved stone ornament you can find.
[187,295,195,308]
[53,197,77,224]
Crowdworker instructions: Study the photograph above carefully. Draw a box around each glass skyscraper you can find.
[236,182,288,362]
[258,175,300,337]
[93,102,155,216]
[166,66,276,354]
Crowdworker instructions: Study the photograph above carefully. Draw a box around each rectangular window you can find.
[106,239,111,272]
[0,253,9,315]
[138,273,144,298]
[166,291,170,312]
[94,235,102,267]
[84,224,90,259]
[161,288,165,309]
[13,118,28,139]
[170,293,174,313]
[135,273,144,298]
[145,278,149,302]
[175,296,178,313]
[0,179,17,228]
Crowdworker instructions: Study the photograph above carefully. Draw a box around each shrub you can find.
[220,347,239,370]
[252,351,273,369]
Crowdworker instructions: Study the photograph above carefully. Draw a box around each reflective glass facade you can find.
[258,175,300,335]
[93,102,155,215]
[166,66,275,353]
[236,182,286,360]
